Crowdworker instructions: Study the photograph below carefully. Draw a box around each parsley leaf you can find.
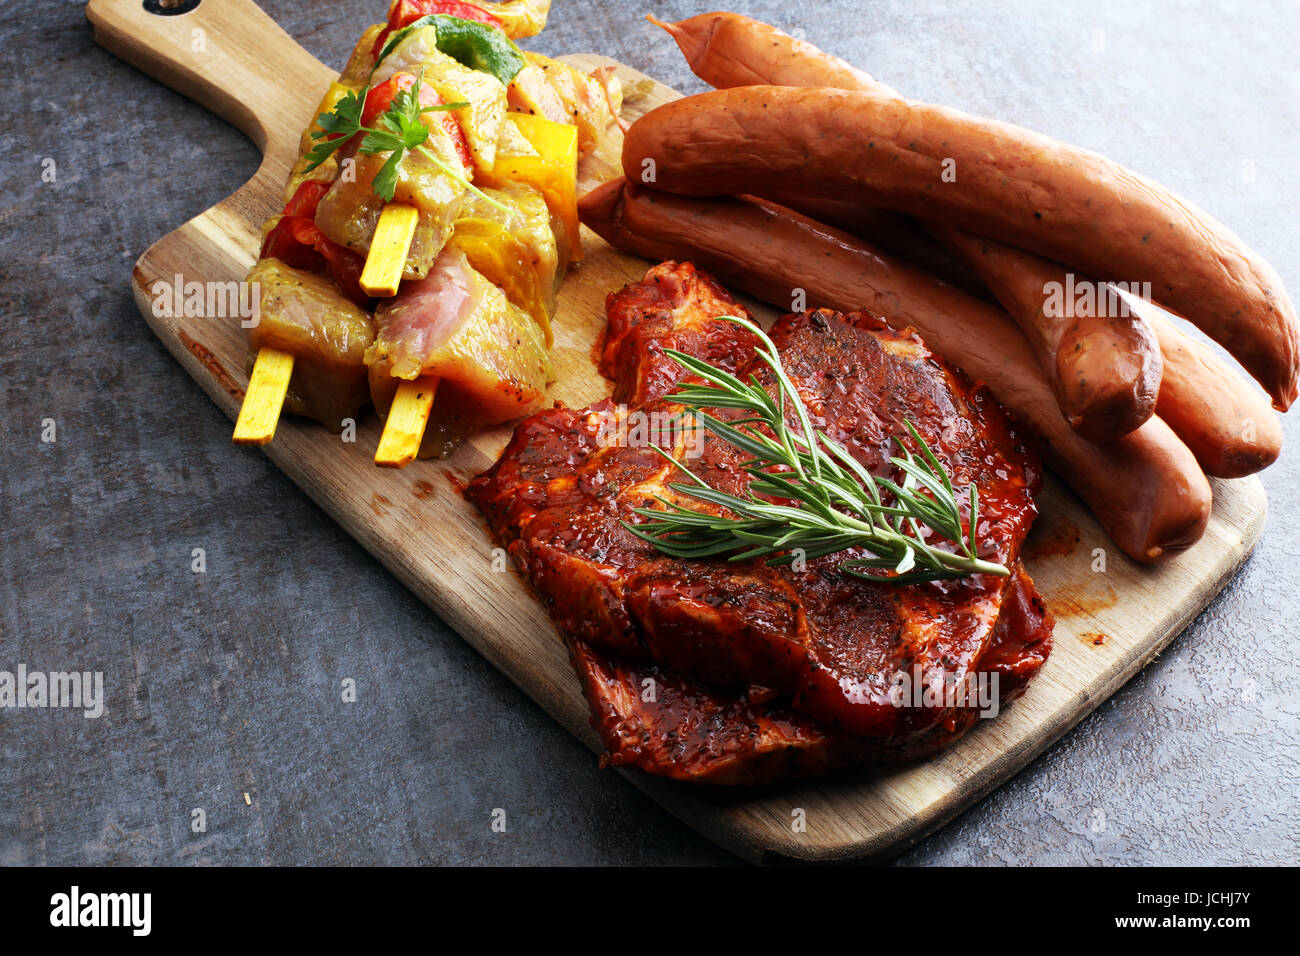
[357,77,467,202]
[300,70,506,212]
[369,151,407,205]
[303,87,365,172]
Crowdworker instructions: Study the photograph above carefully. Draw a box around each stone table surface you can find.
[1,0,1296,866]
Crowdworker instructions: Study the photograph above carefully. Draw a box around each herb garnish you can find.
[305,12,522,207]
[625,316,1009,585]
[302,75,464,201]
[303,70,511,211]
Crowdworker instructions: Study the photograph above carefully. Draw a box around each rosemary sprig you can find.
[623,316,1008,584]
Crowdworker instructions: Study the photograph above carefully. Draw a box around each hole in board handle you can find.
[144,0,201,16]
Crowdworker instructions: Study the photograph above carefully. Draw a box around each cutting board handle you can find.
[85,0,334,157]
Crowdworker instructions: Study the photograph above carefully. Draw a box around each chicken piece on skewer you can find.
[451,181,559,342]
[234,178,374,444]
[314,71,476,284]
[367,246,553,464]
[507,52,625,161]
[370,23,510,175]
[234,260,375,443]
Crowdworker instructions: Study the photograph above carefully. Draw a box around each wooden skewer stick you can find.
[366,205,441,468]
[374,375,439,468]
[359,203,420,297]
[232,347,295,445]
[364,203,440,466]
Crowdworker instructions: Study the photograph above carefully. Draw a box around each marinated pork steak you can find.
[468,261,1053,784]
[570,563,1051,785]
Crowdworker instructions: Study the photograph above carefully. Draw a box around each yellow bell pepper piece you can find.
[300,81,356,156]
[482,113,581,262]
[284,80,356,202]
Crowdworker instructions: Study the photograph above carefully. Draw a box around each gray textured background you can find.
[1,0,1296,865]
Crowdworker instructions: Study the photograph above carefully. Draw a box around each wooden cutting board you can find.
[87,0,1267,863]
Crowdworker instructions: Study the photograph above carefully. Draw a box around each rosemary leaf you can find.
[622,316,1009,585]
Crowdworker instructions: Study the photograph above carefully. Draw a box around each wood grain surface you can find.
[87,0,1266,862]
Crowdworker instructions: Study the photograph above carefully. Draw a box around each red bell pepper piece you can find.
[259,181,370,307]
[362,72,473,171]
[282,179,331,218]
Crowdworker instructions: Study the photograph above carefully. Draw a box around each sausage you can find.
[622,85,1300,410]
[759,197,991,299]
[649,13,983,295]
[654,11,1160,438]
[1146,312,1283,477]
[653,10,1282,468]
[645,12,898,94]
[649,11,898,94]
[580,179,1212,562]
[926,223,1162,439]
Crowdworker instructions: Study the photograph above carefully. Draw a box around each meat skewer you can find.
[235,13,484,448]
[230,3,614,464]
[320,46,487,463]
[232,181,374,445]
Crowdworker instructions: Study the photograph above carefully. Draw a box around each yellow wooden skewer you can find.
[233,347,295,445]
[363,202,439,466]
[359,203,420,297]
[375,376,439,468]
[234,205,417,446]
